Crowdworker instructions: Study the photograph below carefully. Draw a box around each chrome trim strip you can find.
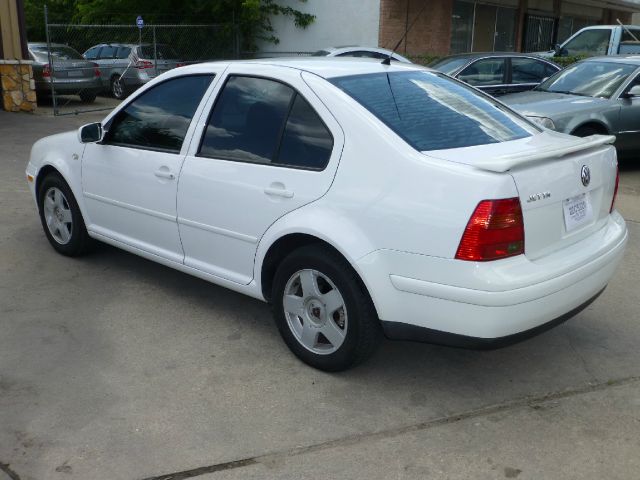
[178,217,258,244]
[84,192,176,222]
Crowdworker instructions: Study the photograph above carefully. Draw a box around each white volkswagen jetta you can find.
[26,59,627,371]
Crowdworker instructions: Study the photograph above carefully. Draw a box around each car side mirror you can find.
[554,44,561,55]
[78,122,103,143]
[622,84,640,98]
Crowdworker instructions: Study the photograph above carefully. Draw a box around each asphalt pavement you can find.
[0,110,639,480]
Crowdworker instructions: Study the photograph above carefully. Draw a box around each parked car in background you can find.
[83,43,184,99]
[26,59,626,371]
[501,56,640,158]
[430,52,560,96]
[312,46,412,63]
[28,43,101,103]
[537,25,640,58]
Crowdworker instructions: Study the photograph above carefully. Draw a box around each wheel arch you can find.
[570,121,610,136]
[258,231,378,320]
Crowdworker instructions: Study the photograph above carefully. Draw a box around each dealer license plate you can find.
[563,193,593,232]
[67,70,83,77]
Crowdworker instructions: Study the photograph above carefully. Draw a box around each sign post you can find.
[136,15,144,45]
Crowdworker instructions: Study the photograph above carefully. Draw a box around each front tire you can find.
[572,125,601,137]
[37,173,93,256]
[272,244,381,371]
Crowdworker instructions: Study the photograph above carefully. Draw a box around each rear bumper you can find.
[36,78,102,94]
[381,287,605,348]
[356,212,627,340]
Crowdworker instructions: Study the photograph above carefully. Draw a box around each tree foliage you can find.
[24,0,315,50]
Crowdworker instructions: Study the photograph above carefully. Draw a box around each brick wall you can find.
[379,0,453,56]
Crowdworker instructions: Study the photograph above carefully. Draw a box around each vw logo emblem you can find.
[581,165,591,187]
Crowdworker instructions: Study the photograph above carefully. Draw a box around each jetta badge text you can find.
[581,165,591,187]
[527,191,551,203]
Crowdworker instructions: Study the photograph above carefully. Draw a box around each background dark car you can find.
[28,43,101,103]
[430,53,561,96]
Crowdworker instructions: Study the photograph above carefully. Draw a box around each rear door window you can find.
[99,45,117,59]
[511,58,553,84]
[116,46,131,59]
[199,75,333,170]
[458,58,506,86]
[331,71,531,152]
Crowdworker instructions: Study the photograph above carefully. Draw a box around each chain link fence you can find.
[41,20,240,115]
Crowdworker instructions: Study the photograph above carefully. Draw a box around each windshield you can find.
[30,45,83,61]
[331,71,532,152]
[535,61,637,98]
[429,57,470,75]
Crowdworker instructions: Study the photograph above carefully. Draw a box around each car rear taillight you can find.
[135,60,154,69]
[455,198,525,262]
[176,62,186,67]
[92,62,101,77]
[610,164,619,213]
[42,64,51,78]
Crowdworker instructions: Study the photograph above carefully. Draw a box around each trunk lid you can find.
[424,131,618,259]
[51,60,97,79]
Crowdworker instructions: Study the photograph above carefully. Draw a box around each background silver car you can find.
[312,46,412,63]
[28,43,102,103]
[501,56,640,158]
[83,43,184,99]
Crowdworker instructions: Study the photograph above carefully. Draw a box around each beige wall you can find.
[0,0,25,60]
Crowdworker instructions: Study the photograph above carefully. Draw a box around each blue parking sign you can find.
[136,16,144,29]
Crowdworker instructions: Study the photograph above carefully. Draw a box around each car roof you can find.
[180,57,423,79]
[582,55,640,65]
[435,52,554,61]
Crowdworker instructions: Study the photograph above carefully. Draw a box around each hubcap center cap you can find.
[305,299,325,326]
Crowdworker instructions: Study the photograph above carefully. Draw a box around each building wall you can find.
[256,0,380,54]
[379,0,453,56]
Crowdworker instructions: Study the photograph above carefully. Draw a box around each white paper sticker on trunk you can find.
[563,193,593,232]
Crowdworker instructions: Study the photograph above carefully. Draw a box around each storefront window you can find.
[450,1,474,54]
[450,1,517,54]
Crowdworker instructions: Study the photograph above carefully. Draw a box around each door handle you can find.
[264,186,294,198]
[154,169,175,180]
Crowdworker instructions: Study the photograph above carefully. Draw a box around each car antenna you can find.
[382,2,429,65]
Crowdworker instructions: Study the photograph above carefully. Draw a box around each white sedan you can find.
[26,59,627,371]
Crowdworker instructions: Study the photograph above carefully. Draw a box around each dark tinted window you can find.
[458,58,506,86]
[199,76,294,164]
[84,46,100,60]
[99,45,117,59]
[338,50,387,59]
[30,45,83,61]
[107,75,214,152]
[278,95,333,169]
[331,71,531,151]
[429,57,471,74]
[511,58,553,84]
[116,46,131,59]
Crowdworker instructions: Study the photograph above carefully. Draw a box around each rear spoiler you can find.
[473,134,616,173]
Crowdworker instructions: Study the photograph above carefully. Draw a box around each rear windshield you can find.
[330,71,532,151]
[312,50,331,57]
[139,45,179,59]
[30,45,83,61]
[429,57,470,74]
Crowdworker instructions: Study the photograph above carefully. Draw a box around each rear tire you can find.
[111,76,126,100]
[37,173,93,257]
[272,244,381,371]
